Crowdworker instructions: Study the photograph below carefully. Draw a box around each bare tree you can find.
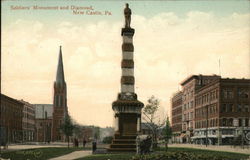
[142,95,166,149]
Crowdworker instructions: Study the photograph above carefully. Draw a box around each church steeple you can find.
[56,46,65,84]
[52,45,68,142]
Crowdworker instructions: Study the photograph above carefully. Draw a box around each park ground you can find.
[0,143,250,160]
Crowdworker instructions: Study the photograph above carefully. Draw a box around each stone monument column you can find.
[109,3,144,152]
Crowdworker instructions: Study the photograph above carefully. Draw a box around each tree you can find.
[93,126,100,140]
[73,124,84,139]
[60,115,74,148]
[142,95,166,149]
[163,117,172,151]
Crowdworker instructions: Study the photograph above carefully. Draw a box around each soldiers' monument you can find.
[109,3,144,152]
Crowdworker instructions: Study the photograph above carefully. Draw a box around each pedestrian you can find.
[83,138,87,148]
[76,139,79,147]
[74,138,77,147]
[92,139,97,153]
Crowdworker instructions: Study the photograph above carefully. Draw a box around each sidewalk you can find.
[168,143,250,154]
[49,150,92,160]
[1,142,71,151]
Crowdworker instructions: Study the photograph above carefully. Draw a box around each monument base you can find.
[108,95,143,152]
[108,132,137,152]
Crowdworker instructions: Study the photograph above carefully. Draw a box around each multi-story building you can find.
[34,104,53,142]
[180,75,220,143]
[171,91,183,143]
[20,100,35,142]
[193,78,250,145]
[0,94,23,143]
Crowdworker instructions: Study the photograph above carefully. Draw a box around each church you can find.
[51,46,69,141]
[29,46,69,142]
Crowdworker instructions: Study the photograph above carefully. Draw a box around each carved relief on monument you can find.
[122,43,134,52]
[121,60,134,68]
[121,76,135,84]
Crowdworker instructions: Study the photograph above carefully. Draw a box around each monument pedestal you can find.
[108,93,143,152]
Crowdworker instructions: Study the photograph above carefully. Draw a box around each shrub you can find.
[130,151,248,160]
[102,136,113,144]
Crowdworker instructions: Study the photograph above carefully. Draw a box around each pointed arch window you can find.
[57,95,59,107]
[57,95,60,107]
[60,95,63,107]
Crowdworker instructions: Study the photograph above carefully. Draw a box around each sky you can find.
[1,0,250,127]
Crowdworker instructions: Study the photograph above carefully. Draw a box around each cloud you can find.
[2,11,250,127]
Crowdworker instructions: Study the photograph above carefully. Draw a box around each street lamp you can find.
[206,104,208,147]
[43,105,46,143]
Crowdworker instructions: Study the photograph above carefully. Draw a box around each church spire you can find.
[56,46,65,84]
[52,45,68,141]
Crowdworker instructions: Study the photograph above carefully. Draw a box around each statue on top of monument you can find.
[124,3,131,28]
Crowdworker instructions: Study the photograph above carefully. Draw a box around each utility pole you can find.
[43,106,46,143]
[217,126,220,146]
[36,126,38,143]
[241,125,244,149]
[206,105,208,147]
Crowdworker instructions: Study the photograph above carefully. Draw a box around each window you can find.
[228,118,233,126]
[209,106,213,114]
[45,111,47,119]
[246,118,249,127]
[55,95,59,106]
[239,119,242,127]
[228,91,233,98]
[221,104,226,113]
[244,93,249,98]
[237,104,242,112]
[223,89,233,99]
[190,112,193,119]
[222,118,227,126]
[223,90,227,99]
[60,95,63,107]
[227,104,233,112]
[58,95,61,107]
[238,88,249,98]
[245,105,249,112]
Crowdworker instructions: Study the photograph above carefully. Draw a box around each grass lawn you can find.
[159,147,249,156]
[76,147,250,160]
[0,147,88,160]
[156,147,250,159]
[76,153,135,160]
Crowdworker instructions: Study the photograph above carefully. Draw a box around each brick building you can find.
[20,100,35,142]
[0,94,23,143]
[171,91,183,143]
[171,75,250,145]
[193,78,250,145]
[180,75,220,143]
[34,104,53,142]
